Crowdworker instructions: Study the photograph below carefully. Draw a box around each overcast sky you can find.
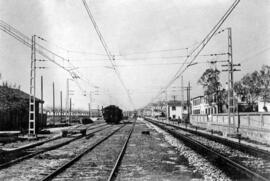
[0,0,269,111]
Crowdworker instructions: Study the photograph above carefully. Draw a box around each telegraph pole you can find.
[53,82,55,125]
[29,35,36,137]
[222,27,241,135]
[60,91,63,122]
[165,90,168,103]
[40,76,43,127]
[65,79,75,124]
[172,95,176,102]
[186,82,191,123]
[89,92,92,118]
[98,105,100,117]
[69,98,72,124]
[181,76,184,104]
[88,103,91,118]
[65,79,69,123]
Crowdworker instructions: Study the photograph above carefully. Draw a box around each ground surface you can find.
[117,120,202,181]
[0,119,209,180]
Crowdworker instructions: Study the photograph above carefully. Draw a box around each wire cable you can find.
[0,19,97,96]
[117,47,188,56]
[146,0,241,107]
[239,46,270,63]
[82,0,135,109]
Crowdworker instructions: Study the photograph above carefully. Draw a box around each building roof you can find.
[0,86,43,111]
[191,95,204,101]
[0,86,29,99]
[167,100,185,106]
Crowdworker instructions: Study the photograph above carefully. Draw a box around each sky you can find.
[0,0,269,111]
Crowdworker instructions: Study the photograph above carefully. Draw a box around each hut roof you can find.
[0,86,42,111]
[167,100,187,106]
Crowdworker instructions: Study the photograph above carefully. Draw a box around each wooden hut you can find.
[0,85,46,133]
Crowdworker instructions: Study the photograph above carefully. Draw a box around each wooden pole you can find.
[60,91,62,122]
[41,76,43,127]
[53,82,55,125]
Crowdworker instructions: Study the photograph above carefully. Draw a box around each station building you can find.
[0,85,46,133]
[166,100,188,120]
[191,95,219,115]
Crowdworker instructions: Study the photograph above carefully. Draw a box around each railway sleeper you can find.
[148,120,269,181]
[149,118,270,158]
[62,128,87,137]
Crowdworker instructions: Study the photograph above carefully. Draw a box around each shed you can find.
[167,100,187,120]
[0,85,46,133]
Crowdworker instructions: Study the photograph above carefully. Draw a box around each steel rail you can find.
[107,120,136,181]
[40,124,126,181]
[146,119,269,181]
[149,119,270,158]
[0,124,112,169]
[2,123,106,153]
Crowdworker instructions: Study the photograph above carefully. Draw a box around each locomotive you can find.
[102,105,123,124]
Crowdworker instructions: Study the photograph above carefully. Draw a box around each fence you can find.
[190,112,270,144]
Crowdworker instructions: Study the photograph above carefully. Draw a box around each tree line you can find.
[198,65,270,112]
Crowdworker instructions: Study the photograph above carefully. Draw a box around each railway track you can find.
[150,119,270,158]
[0,123,110,169]
[41,120,136,181]
[107,120,136,181]
[146,118,269,181]
[0,124,122,180]
[1,122,106,153]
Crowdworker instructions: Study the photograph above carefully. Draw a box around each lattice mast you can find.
[29,35,36,136]
[65,79,70,123]
[222,27,241,134]
[227,28,234,132]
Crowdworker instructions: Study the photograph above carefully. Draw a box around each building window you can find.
[172,106,176,110]
[193,110,200,114]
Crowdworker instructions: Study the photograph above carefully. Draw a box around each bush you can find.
[81,118,93,124]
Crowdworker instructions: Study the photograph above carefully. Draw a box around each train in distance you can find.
[102,105,123,124]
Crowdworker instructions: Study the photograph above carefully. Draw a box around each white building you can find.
[258,101,270,112]
[167,101,187,120]
[191,95,218,115]
[143,108,152,117]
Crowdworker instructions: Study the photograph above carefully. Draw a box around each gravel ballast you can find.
[144,120,232,181]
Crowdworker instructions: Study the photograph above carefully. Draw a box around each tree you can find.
[234,71,260,111]
[234,65,270,112]
[234,81,248,102]
[259,65,270,111]
[216,88,228,113]
[243,71,261,103]
[198,68,222,99]
[198,68,221,94]
[198,68,227,112]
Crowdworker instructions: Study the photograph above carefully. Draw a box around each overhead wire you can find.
[0,19,97,96]
[67,52,227,62]
[68,60,228,69]
[239,46,270,63]
[82,0,135,109]
[117,47,188,56]
[146,0,241,107]
[40,40,108,56]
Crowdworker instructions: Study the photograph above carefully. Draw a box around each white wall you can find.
[258,102,270,112]
[167,105,183,119]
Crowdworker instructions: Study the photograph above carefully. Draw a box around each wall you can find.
[190,113,270,144]
[167,105,183,119]
[0,102,46,133]
[258,102,270,112]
